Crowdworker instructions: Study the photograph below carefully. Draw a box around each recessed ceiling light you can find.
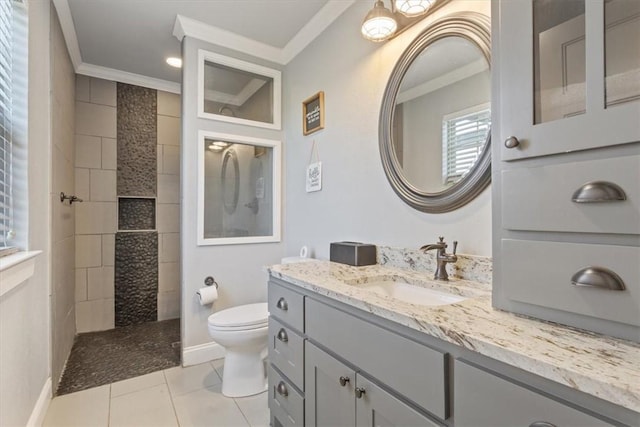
[166,57,182,68]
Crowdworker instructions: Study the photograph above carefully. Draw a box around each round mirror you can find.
[221,148,239,214]
[380,12,491,213]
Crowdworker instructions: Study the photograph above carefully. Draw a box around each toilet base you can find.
[221,349,267,398]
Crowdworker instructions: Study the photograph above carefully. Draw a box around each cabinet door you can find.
[355,374,441,427]
[455,361,613,427]
[305,341,355,427]
[499,0,640,161]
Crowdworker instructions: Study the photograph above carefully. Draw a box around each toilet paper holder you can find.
[204,276,219,289]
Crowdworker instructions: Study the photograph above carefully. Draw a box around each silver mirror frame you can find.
[379,12,492,213]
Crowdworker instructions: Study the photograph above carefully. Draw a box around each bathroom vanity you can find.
[266,259,639,427]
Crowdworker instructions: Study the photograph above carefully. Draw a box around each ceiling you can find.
[56,0,353,92]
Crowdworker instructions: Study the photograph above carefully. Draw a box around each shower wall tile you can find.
[102,234,115,266]
[75,235,102,268]
[157,174,179,204]
[75,268,87,302]
[75,134,102,168]
[160,233,179,263]
[118,198,156,231]
[75,168,90,201]
[90,169,117,202]
[76,202,117,235]
[117,83,157,197]
[102,137,117,170]
[76,101,117,138]
[157,115,180,146]
[158,91,180,118]
[88,266,115,300]
[76,74,91,102]
[115,232,159,326]
[161,145,180,175]
[159,262,179,293]
[157,204,180,233]
[76,298,115,333]
[158,291,180,321]
[90,78,117,107]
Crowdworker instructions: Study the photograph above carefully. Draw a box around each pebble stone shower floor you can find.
[56,319,180,396]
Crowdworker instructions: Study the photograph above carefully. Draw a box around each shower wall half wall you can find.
[74,76,181,332]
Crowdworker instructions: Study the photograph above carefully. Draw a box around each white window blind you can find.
[0,0,13,250]
[442,105,490,185]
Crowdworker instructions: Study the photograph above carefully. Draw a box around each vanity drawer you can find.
[305,298,448,420]
[455,360,612,426]
[502,154,640,234]
[269,365,304,427]
[269,281,304,332]
[269,317,304,390]
[502,239,640,327]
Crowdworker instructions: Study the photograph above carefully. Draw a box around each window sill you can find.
[0,250,42,297]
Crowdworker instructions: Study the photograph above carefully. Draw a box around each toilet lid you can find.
[208,302,268,328]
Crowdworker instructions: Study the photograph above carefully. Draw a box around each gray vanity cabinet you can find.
[454,361,612,427]
[493,0,640,342]
[305,341,439,427]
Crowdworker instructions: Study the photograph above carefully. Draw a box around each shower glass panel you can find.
[533,0,586,124]
[198,132,281,246]
[605,0,640,108]
[198,50,282,130]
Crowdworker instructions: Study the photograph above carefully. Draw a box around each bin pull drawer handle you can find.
[276,381,288,397]
[571,267,626,291]
[529,422,557,427]
[277,328,288,343]
[571,181,626,203]
[276,297,288,311]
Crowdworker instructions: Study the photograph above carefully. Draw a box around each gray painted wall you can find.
[181,37,284,351]
[282,0,492,259]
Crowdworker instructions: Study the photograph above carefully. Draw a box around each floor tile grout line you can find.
[162,369,182,427]
[233,397,253,427]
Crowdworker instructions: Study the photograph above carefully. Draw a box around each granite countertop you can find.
[268,260,640,413]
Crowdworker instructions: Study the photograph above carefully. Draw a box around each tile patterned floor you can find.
[44,359,269,427]
[57,319,180,395]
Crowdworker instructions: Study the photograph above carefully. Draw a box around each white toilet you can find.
[207,302,269,397]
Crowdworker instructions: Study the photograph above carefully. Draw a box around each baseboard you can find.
[182,342,225,366]
[26,377,51,427]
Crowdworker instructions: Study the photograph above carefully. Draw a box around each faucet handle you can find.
[438,236,445,243]
[452,241,458,255]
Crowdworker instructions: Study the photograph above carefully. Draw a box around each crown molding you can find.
[174,0,355,65]
[281,0,355,63]
[52,0,82,69]
[76,63,181,94]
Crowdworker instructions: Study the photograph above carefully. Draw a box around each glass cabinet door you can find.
[499,0,640,161]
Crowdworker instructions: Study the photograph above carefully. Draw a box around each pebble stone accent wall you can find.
[115,232,159,326]
[117,83,157,196]
[115,83,159,327]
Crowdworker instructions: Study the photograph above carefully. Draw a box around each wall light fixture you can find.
[361,0,447,42]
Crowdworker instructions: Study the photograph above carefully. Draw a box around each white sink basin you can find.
[360,281,467,307]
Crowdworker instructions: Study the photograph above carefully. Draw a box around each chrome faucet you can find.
[420,237,458,281]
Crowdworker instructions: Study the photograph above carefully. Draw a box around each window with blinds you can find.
[441,105,490,185]
[0,0,24,253]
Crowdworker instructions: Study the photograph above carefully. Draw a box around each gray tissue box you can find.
[330,242,377,266]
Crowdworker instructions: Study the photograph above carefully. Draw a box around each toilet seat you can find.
[208,302,268,330]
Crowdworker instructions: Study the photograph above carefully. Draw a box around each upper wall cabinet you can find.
[198,50,282,130]
[499,0,640,161]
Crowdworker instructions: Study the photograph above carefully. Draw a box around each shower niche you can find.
[197,130,281,246]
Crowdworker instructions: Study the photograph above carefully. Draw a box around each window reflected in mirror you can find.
[199,132,281,245]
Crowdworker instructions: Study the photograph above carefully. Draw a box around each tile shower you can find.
[74,76,181,331]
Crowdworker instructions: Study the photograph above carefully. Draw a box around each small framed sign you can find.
[302,91,325,135]
[306,161,322,192]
